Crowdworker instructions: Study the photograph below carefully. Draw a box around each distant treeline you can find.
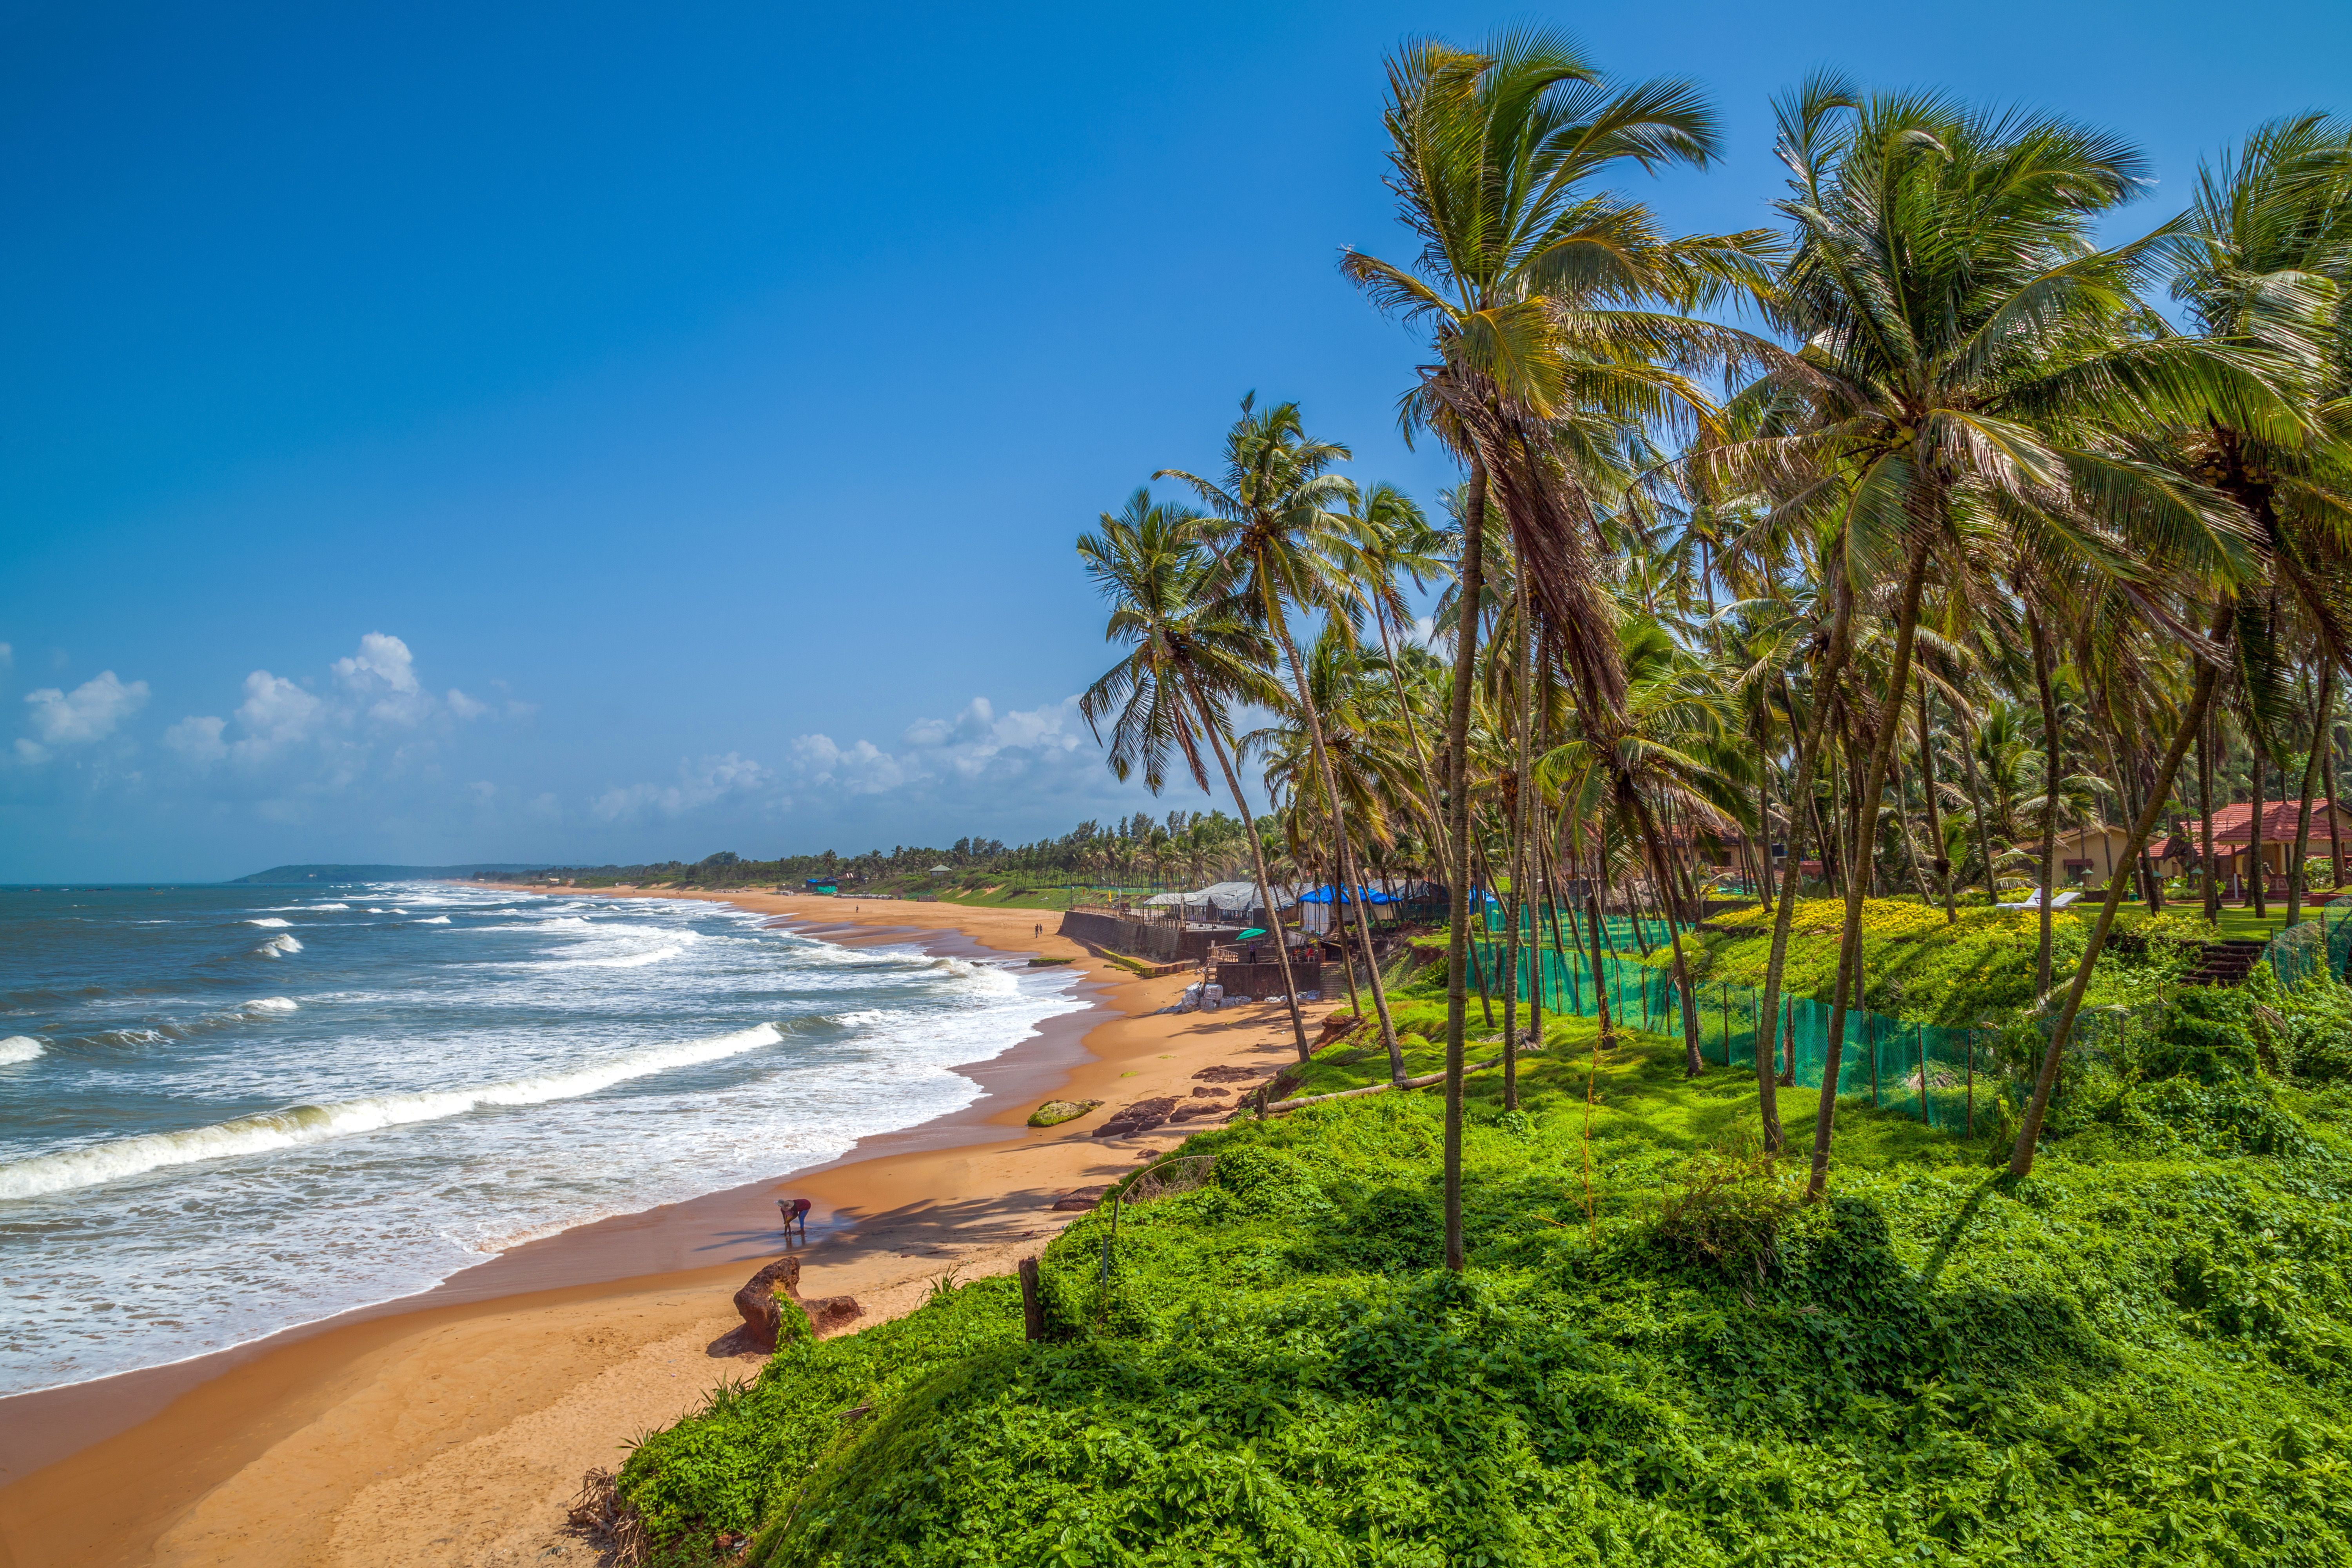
[527,810,1255,892]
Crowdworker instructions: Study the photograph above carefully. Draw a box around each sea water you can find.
[0,883,1085,1396]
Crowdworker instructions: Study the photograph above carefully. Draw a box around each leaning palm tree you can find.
[1714,78,2281,1199]
[1159,399,1412,1084]
[1345,26,1771,1268]
[1076,489,1318,1062]
[2004,118,2350,1176]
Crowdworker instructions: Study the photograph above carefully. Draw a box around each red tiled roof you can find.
[2158,799,2350,860]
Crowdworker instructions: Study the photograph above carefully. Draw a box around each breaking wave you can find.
[244,918,291,929]
[256,933,304,957]
[0,1037,43,1066]
[0,1022,787,1201]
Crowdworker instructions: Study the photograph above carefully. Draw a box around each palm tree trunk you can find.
[2252,717,2269,916]
[1630,786,1705,1076]
[1264,598,1403,1082]
[1754,579,1854,1155]
[2026,601,2061,995]
[1503,568,1537,1111]
[2200,705,2220,920]
[2290,661,2333,927]
[1918,687,1955,921]
[1808,540,1931,1205]
[2328,715,2344,893]
[1440,461,1484,1273]
[2011,601,2232,1177]
[1957,703,2000,900]
[1371,608,1457,894]
[1186,682,1313,1062]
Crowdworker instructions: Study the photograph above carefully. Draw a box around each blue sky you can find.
[4,0,2346,880]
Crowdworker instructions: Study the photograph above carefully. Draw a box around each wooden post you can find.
[1964,1030,1975,1138]
[1916,1021,1929,1124]
[1019,1256,1044,1341]
[1868,1013,1880,1107]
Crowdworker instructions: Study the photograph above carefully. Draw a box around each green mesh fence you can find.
[1466,932,1991,1135]
[2270,897,2352,989]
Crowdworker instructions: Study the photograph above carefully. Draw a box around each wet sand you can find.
[0,890,1327,1567]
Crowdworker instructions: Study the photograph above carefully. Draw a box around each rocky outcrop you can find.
[801,1294,865,1336]
[1192,1064,1267,1084]
[733,1254,863,1350]
[1027,1098,1100,1127]
[1096,1096,1178,1137]
[1050,1184,1110,1211]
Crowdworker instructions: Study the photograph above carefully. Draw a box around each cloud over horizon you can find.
[0,631,1177,876]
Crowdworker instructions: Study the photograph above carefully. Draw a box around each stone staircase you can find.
[2182,937,2270,987]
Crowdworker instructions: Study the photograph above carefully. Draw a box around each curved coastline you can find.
[0,889,1330,1568]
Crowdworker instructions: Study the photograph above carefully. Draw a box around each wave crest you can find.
[0,1036,43,1065]
[244,918,291,929]
[256,933,304,957]
[0,1023,786,1201]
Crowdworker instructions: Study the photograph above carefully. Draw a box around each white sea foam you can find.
[256,933,304,956]
[310,904,351,911]
[245,918,292,928]
[926,955,1019,994]
[0,1022,786,1201]
[243,998,299,1015]
[0,1037,44,1065]
[413,916,452,926]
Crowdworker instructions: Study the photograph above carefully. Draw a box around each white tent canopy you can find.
[1144,881,1296,918]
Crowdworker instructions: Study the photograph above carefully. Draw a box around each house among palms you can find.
[2155,801,2352,893]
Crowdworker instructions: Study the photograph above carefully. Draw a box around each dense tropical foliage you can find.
[610,34,2352,1566]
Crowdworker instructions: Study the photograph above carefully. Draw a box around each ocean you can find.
[0,882,1085,1397]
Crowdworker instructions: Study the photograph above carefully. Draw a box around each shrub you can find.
[1653,1141,1800,1283]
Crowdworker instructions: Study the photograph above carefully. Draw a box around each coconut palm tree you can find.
[1157,399,1411,1083]
[1346,26,1773,1267]
[1075,489,1318,1063]
[1715,77,2281,1200]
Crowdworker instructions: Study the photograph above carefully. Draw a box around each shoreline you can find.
[0,887,1327,1567]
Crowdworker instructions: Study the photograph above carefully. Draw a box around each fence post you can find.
[1019,1256,1044,1341]
[1916,1021,1928,1125]
[1964,1028,1975,1138]
[1868,1013,1880,1107]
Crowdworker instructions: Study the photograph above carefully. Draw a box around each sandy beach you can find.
[0,890,1332,1568]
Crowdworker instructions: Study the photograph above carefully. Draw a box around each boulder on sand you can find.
[1027,1098,1100,1128]
[1050,1184,1110,1211]
[1096,1096,1177,1138]
[733,1255,863,1350]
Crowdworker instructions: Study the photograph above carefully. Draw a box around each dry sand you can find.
[0,891,1333,1568]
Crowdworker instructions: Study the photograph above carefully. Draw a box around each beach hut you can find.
[2156,799,2352,897]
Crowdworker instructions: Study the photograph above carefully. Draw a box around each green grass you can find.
[614,975,2352,1565]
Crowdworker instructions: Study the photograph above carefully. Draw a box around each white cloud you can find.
[592,752,773,822]
[0,642,13,668]
[333,631,419,693]
[162,635,518,782]
[332,632,430,724]
[235,671,322,749]
[164,714,229,764]
[791,733,906,793]
[19,671,150,761]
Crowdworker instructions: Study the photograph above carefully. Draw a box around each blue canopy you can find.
[1294,884,1399,906]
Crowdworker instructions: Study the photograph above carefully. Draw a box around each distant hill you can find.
[229,863,554,886]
